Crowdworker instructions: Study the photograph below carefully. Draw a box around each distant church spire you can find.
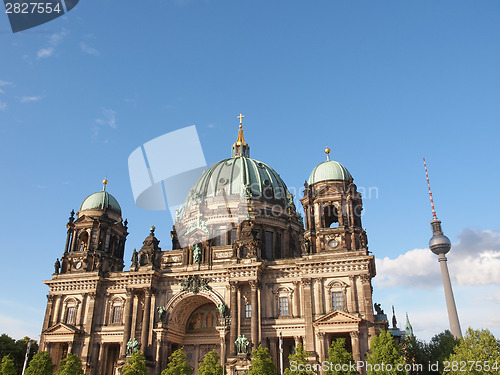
[424,158,462,339]
[232,113,250,158]
[405,313,414,338]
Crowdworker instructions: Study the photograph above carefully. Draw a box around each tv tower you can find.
[424,158,462,339]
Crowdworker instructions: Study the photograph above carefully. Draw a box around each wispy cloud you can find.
[21,96,42,103]
[0,102,7,111]
[37,29,67,59]
[80,41,100,56]
[96,108,117,129]
[375,228,500,289]
[37,47,54,58]
[0,80,12,87]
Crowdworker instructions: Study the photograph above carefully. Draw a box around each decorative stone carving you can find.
[180,275,211,294]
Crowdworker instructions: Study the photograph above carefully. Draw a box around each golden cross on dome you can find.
[237,113,245,126]
[102,177,108,191]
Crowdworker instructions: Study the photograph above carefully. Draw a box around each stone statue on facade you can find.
[54,258,61,274]
[193,244,202,264]
[131,249,138,270]
[157,306,167,323]
[126,337,139,357]
[374,303,384,315]
[217,303,228,319]
[235,334,250,354]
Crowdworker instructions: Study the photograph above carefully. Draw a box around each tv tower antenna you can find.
[423,158,462,339]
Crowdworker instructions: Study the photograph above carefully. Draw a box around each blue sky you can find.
[1,0,499,342]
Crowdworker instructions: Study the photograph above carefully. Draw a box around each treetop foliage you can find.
[161,347,193,375]
[24,352,55,375]
[197,349,222,375]
[248,345,275,375]
[121,351,148,375]
[55,353,83,375]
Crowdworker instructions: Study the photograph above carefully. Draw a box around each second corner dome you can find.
[308,160,353,185]
[184,156,291,207]
[80,190,122,215]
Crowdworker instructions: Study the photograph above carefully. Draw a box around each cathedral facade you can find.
[39,123,385,374]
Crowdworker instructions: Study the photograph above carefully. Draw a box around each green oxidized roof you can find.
[308,160,352,184]
[184,157,291,208]
[80,190,122,215]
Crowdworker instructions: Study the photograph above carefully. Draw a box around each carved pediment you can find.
[314,310,361,326]
[43,322,81,335]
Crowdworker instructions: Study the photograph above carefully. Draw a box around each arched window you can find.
[78,231,89,252]
[274,286,294,318]
[327,280,348,312]
[323,204,339,228]
[63,297,80,325]
[109,298,125,325]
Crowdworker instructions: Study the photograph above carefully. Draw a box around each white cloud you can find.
[37,47,55,58]
[37,30,67,59]
[0,101,7,111]
[21,96,42,103]
[375,228,500,289]
[0,80,12,87]
[96,108,117,129]
[80,41,100,56]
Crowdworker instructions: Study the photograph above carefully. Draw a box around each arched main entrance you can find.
[164,291,225,373]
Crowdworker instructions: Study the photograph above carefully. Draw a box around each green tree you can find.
[284,343,317,375]
[122,351,148,375]
[0,334,39,375]
[365,330,407,375]
[324,338,359,375]
[401,335,429,375]
[425,330,459,374]
[0,355,17,375]
[446,328,500,375]
[248,345,275,375]
[161,347,192,375]
[197,349,222,375]
[55,353,83,375]
[24,352,55,375]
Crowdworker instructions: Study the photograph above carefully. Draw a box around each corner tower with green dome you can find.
[57,178,129,275]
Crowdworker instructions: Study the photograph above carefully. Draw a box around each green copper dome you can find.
[308,160,352,184]
[184,157,291,208]
[80,190,122,215]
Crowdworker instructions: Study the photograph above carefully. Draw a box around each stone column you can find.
[229,282,238,356]
[97,344,105,375]
[82,292,97,368]
[257,286,262,343]
[301,279,314,351]
[141,289,152,357]
[52,295,62,325]
[250,281,259,347]
[155,337,162,375]
[349,275,358,313]
[350,331,361,363]
[360,275,375,338]
[269,337,277,368]
[293,281,300,317]
[294,336,302,348]
[317,332,326,365]
[42,295,55,331]
[149,291,156,346]
[314,278,324,317]
[120,289,134,357]
[130,293,139,339]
